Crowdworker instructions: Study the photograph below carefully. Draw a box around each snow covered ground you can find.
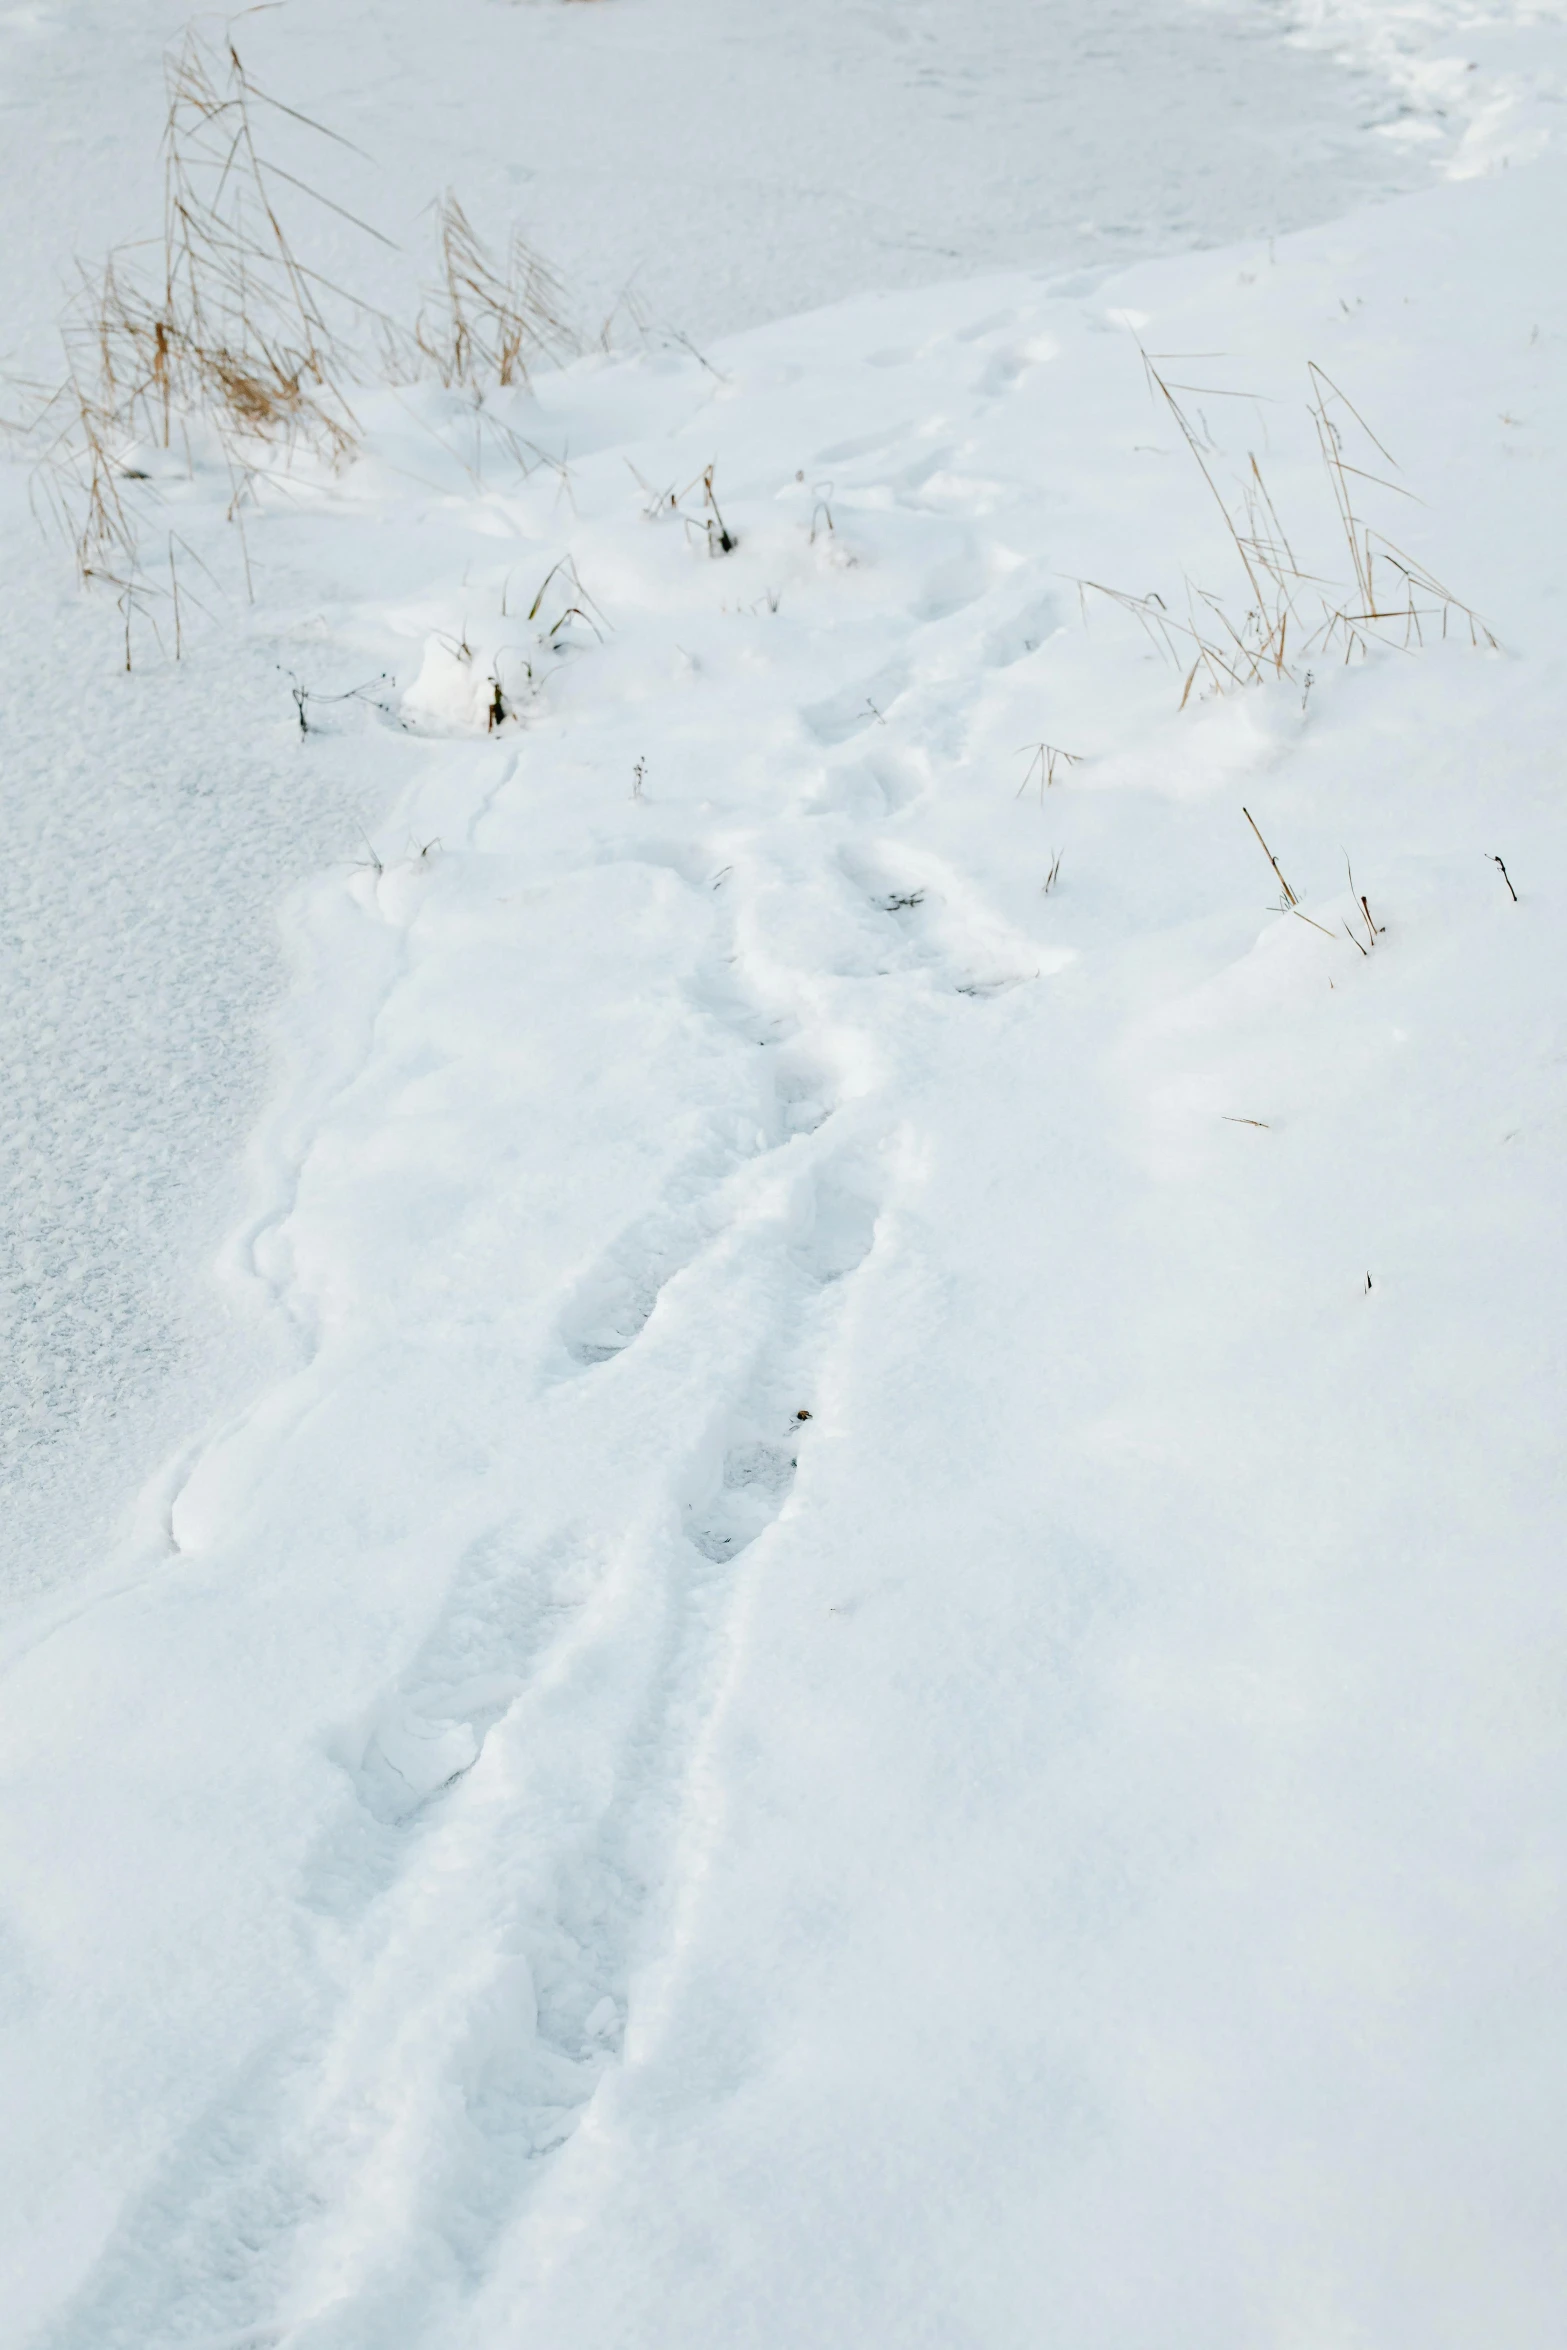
[0,0,1470,1600]
[0,0,1495,356]
[0,0,1555,1586]
[5,2,1567,2344]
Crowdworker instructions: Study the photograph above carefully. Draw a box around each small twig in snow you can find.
[1017,743,1081,803]
[1242,806,1298,907]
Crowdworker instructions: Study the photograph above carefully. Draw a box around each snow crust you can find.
[4,4,1567,2345]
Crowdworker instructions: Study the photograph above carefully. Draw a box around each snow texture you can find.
[0,0,1510,1593]
[0,0,1523,1589]
[3,2,1567,2345]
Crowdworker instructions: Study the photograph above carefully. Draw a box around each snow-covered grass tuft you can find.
[403,192,574,393]
[20,28,372,595]
[1081,350,1496,709]
[8,24,575,639]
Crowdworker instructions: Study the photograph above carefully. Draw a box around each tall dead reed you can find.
[1077,354,1496,707]
[8,27,575,648]
[21,29,387,594]
[408,195,572,390]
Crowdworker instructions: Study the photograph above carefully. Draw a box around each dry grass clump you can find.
[23,29,383,589]
[408,195,572,390]
[626,459,738,555]
[155,32,373,455]
[1078,354,1497,706]
[7,25,576,641]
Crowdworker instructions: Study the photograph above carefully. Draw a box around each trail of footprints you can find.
[46,526,1053,2346]
[684,1173,878,1563]
[282,838,1021,2316]
[301,865,885,2330]
[553,1031,834,1376]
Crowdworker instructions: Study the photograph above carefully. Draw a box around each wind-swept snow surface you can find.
[6,104,1567,2343]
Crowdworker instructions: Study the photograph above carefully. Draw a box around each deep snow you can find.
[4,4,1567,2347]
[0,0,1515,1593]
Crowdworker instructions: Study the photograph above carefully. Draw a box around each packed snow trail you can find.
[5,134,1567,2341]
[0,0,1537,1592]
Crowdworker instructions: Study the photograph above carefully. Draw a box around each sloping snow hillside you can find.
[4,7,1567,2348]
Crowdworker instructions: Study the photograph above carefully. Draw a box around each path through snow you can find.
[5,135,1567,2338]
[0,0,1503,1590]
